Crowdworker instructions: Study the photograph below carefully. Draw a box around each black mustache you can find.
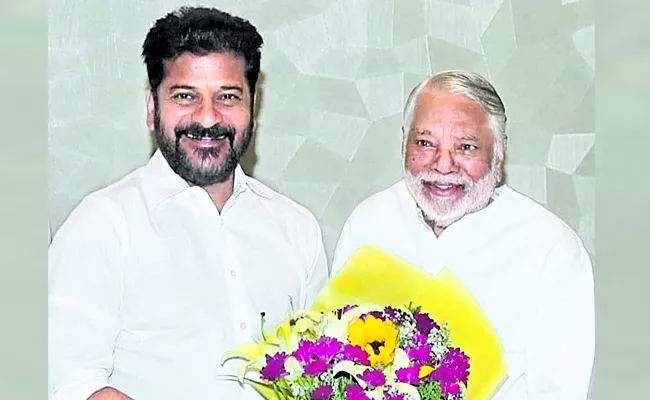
[174,123,236,147]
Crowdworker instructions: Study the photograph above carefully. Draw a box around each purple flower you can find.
[395,364,422,385]
[441,382,461,396]
[304,359,331,376]
[357,369,386,388]
[345,383,371,400]
[341,344,370,365]
[413,312,439,335]
[312,385,334,399]
[412,334,427,347]
[383,307,411,325]
[362,311,384,321]
[428,347,470,393]
[336,304,358,319]
[294,338,344,364]
[384,391,405,400]
[315,337,345,361]
[293,340,318,363]
[405,344,432,364]
[260,352,288,381]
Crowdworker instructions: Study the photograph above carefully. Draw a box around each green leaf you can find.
[417,380,443,400]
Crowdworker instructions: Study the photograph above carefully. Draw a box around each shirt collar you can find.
[142,150,270,210]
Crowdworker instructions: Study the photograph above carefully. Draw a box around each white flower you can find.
[289,381,308,398]
[283,356,303,382]
[398,321,418,347]
[427,322,451,360]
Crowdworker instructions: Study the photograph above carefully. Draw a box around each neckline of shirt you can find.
[398,180,510,240]
[143,150,271,210]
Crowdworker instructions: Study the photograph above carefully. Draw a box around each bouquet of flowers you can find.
[224,303,470,400]
[224,246,507,400]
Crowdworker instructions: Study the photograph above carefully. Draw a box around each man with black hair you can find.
[49,7,328,400]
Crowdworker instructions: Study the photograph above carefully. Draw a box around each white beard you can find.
[404,163,500,228]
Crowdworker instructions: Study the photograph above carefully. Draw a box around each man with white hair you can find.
[331,71,594,399]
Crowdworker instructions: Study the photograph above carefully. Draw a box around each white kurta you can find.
[49,150,329,400]
[332,180,594,400]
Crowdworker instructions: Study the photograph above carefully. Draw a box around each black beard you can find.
[174,122,236,164]
[154,117,253,187]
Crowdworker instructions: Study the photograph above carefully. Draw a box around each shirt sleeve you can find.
[330,214,359,277]
[49,197,127,400]
[302,216,329,309]
[524,232,595,399]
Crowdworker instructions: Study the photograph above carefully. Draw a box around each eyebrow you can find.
[220,85,244,93]
[459,134,480,142]
[410,128,431,135]
[168,85,195,91]
[167,84,244,93]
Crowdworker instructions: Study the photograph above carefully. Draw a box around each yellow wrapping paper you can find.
[226,245,507,399]
[310,245,508,399]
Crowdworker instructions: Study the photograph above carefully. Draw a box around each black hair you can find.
[141,6,263,102]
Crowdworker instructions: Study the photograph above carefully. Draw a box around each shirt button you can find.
[240,323,247,330]
[230,270,237,277]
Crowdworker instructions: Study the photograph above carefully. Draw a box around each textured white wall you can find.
[48,0,595,261]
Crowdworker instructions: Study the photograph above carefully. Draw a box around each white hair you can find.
[403,70,507,159]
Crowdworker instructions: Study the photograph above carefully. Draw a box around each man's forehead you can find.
[412,89,484,120]
[159,52,248,90]
[415,88,484,114]
[162,52,245,76]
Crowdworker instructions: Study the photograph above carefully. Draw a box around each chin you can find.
[421,203,467,227]
[418,189,494,226]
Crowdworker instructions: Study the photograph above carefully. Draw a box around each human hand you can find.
[87,387,133,400]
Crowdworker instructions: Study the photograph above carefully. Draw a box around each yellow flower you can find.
[348,314,399,367]
[419,365,434,379]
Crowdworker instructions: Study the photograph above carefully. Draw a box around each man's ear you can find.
[495,135,508,183]
[251,87,259,132]
[498,135,508,165]
[146,89,155,132]
[252,97,257,132]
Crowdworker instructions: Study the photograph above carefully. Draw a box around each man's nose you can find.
[433,149,459,174]
[192,100,222,127]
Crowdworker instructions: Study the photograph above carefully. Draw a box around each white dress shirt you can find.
[49,150,329,400]
[332,180,594,400]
